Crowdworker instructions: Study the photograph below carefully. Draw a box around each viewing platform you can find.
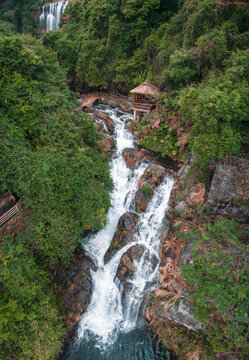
[130,80,159,120]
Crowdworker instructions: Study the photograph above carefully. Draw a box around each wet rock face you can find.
[94,110,115,134]
[100,98,133,113]
[135,163,168,213]
[117,245,159,293]
[104,210,160,310]
[118,244,145,283]
[104,212,139,263]
[55,246,95,341]
[99,135,116,153]
[205,164,249,223]
[122,148,154,170]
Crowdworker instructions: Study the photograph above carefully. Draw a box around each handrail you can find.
[78,92,132,110]
[134,103,154,110]
[0,197,24,227]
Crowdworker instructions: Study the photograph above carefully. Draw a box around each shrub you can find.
[181,219,249,356]
[142,185,154,196]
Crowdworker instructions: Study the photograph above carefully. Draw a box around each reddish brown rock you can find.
[117,245,159,295]
[123,149,137,170]
[122,148,154,170]
[99,135,116,153]
[118,245,145,281]
[95,110,115,134]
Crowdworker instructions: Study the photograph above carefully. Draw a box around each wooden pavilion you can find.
[130,80,159,120]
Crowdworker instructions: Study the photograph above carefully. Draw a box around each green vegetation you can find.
[133,46,249,167]
[0,233,63,360]
[0,32,111,359]
[0,0,249,359]
[128,1,248,168]
[181,219,249,356]
[153,318,207,360]
[41,0,179,92]
[0,0,43,35]
[178,50,249,165]
[3,0,248,169]
[142,184,154,196]
[131,112,180,160]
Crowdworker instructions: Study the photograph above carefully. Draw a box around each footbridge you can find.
[78,92,131,111]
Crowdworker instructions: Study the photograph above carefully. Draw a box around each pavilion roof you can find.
[130,80,159,96]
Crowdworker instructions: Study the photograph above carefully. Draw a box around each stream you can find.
[62,105,176,360]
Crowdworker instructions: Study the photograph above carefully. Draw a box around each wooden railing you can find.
[79,92,157,112]
[78,92,132,110]
[134,102,154,110]
[0,197,24,227]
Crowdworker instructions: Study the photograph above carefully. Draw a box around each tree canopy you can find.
[0,32,112,359]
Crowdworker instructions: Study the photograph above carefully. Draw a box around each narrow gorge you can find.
[62,105,176,359]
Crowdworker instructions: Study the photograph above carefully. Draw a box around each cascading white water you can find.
[77,105,174,350]
[122,176,174,331]
[39,1,68,32]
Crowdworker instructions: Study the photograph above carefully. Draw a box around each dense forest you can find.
[0,10,112,359]
[42,0,249,171]
[0,0,248,359]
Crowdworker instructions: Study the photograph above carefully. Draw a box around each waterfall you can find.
[75,105,174,353]
[39,1,68,32]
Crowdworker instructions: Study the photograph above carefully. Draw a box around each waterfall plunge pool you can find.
[61,328,177,360]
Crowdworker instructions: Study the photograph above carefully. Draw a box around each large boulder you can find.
[117,244,145,285]
[174,201,188,217]
[116,245,159,295]
[94,110,115,134]
[164,242,202,331]
[205,163,249,223]
[153,292,202,331]
[104,212,139,263]
[123,148,178,172]
[135,163,168,212]
[122,148,154,170]
[148,240,202,331]
[99,135,116,153]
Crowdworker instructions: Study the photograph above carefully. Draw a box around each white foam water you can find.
[77,105,174,349]
[40,1,68,32]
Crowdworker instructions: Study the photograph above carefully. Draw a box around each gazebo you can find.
[130,80,159,120]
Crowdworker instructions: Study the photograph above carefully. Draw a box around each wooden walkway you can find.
[78,92,130,111]
[0,197,24,227]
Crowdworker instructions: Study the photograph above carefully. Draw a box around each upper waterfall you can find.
[39,1,69,32]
